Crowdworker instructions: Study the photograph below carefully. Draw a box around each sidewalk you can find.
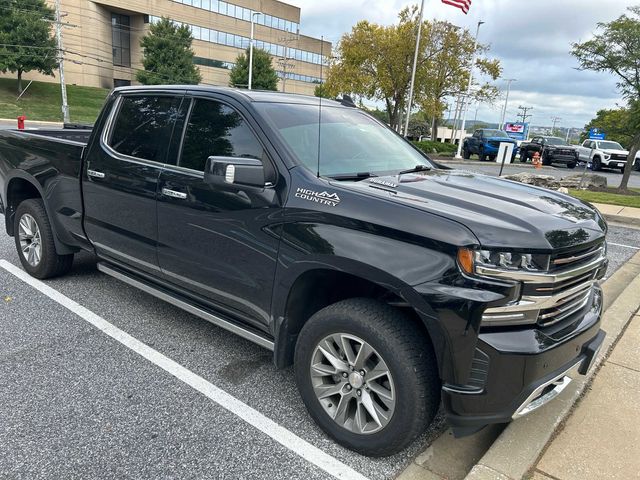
[533,312,640,480]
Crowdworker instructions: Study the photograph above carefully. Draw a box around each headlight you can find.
[604,154,611,160]
[457,248,550,275]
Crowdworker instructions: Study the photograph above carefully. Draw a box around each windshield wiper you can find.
[398,164,432,175]
[328,172,378,181]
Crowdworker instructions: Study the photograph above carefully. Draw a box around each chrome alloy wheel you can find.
[310,333,396,435]
[18,213,42,267]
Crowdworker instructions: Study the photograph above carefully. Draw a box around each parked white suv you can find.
[576,140,629,172]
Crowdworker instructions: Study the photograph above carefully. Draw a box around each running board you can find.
[97,262,275,351]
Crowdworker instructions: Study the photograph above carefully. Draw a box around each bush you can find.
[413,140,458,156]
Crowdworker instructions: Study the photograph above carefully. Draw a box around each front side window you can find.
[180,99,265,172]
[109,95,182,162]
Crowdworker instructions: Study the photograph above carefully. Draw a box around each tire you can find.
[567,162,577,169]
[478,147,486,161]
[463,146,471,160]
[592,156,602,171]
[520,151,529,163]
[634,160,640,172]
[294,298,440,457]
[14,199,74,279]
[542,152,552,166]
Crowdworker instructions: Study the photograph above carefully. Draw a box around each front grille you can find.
[550,242,604,271]
[537,283,592,326]
[611,154,627,161]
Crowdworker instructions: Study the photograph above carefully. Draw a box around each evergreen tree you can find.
[137,17,201,85]
[229,48,279,90]
[0,0,58,93]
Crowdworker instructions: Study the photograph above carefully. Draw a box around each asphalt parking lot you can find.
[1,213,639,480]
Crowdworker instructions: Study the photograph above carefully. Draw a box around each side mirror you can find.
[204,156,265,190]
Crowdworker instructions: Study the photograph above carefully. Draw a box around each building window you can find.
[114,79,131,88]
[112,13,131,67]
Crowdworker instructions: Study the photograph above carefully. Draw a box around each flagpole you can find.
[403,0,426,138]
[455,19,484,159]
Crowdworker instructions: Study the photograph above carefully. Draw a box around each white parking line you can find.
[608,242,640,250]
[0,259,370,480]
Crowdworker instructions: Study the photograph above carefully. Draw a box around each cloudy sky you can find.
[288,0,635,128]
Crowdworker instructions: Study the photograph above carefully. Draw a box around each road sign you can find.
[589,128,606,140]
[503,122,529,141]
[496,142,515,176]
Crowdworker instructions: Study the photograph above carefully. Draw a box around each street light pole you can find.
[499,78,516,128]
[249,12,262,90]
[54,0,69,123]
[455,20,484,159]
[404,0,426,137]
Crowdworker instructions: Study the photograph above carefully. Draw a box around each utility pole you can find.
[277,28,299,93]
[455,20,485,159]
[551,116,562,136]
[54,0,69,124]
[499,78,517,128]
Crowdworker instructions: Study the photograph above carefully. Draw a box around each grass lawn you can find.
[0,77,109,124]
[569,189,640,209]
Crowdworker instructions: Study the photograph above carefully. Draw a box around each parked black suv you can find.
[520,136,580,168]
[0,86,607,456]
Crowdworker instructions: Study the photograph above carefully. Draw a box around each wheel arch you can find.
[4,173,75,255]
[271,264,443,372]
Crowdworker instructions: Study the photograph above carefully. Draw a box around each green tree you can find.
[324,6,500,131]
[581,107,633,146]
[0,0,57,93]
[229,48,278,90]
[137,17,201,85]
[314,83,332,98]
[572,6,640,191]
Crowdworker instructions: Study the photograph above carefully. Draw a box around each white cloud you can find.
[287,0,635,127]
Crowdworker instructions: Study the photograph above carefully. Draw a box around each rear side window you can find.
[109,95,182,162]
[180,99,265,172]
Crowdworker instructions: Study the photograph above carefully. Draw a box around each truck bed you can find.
[10,128,92,145]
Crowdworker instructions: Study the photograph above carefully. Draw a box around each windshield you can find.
[483,130,510,138]
[546,137,569,146]
[255,103,433,177]
[598,141,624,150]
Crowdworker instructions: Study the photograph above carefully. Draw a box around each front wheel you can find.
[14,199,74,279]
[567,162,577,169]
[463,146,471,159]
[520,151,529,163]
[294,298,440,457]
[592,156,602,171]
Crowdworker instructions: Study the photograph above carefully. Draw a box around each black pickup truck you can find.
[0,86,607,457]
[520,136,580,168]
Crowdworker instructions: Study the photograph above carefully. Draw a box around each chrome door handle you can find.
[161,188,187,200]
[87,169,105,179]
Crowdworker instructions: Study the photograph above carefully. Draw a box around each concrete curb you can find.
[464,249,640,480]
[602,213,640,228]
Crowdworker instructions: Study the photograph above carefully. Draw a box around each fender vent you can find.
[467,348,490,389]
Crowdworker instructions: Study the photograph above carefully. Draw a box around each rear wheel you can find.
[294,298,440,457]
[14,199,74,279]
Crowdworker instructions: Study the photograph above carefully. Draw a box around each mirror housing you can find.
[204,156,265,190]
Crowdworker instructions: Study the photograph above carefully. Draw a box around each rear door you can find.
[155,95,284,331]
[83,93,184,275]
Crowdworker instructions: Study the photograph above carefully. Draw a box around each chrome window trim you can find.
[100,94,183,169]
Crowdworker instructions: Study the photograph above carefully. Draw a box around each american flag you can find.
[442,0,472,14]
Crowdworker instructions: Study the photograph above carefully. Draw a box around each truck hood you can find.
[601,148,629,155]
[343,169,606,251]
[486,136,517,143]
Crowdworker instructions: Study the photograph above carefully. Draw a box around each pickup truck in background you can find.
[519,136,579,168]
[576,139,629,172]
[0,86,607,457]
[462,128,518,161]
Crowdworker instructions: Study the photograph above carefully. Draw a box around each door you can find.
[156,97,283,331]
[83,94,183,275]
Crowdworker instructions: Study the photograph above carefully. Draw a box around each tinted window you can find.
[180,99,264,172]
[110,95,182,162]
